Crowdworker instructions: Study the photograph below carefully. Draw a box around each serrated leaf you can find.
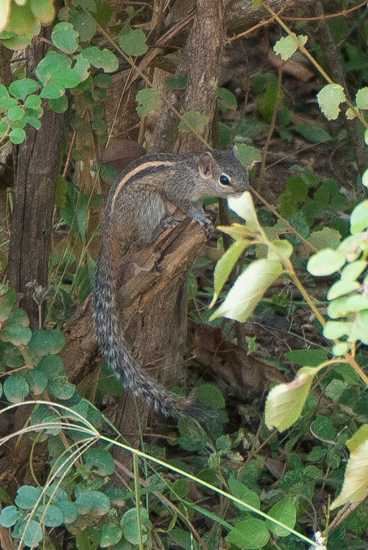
[178,110,209,134]
[135,87,161,118]
[317,84,346,121]
[211,239,249,306]
[210,259,283,322]
[307,227,341,251]
[307,248,347,276]
[265,366,324,431]
[234,143,261,167]
[331,438,368,509]
[51,22,79,54]
[119,28,147,56]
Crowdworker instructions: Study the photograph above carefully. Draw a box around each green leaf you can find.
[284,349,328,367]
[328,280,360,300]
[15,486,42,509]
[6,1,37,35]
[266,497,296,536]
[90,0,112,27]
[75,491,110,516]
[350,201,368,234]
[169,529,196,550]
[307,248,347,276]
[9,78,38,99]
[29,0,54,23]
[18,519,43,547]
[36,504,63,527]
[234,143,261,167]
[211,238,249,305]
[51,22,79,54]
[226,519,270,549]
[323,320,352,340]
[49,95,68,113]
[83,448,116,476]
[0,33,33,50]
[218,87,237,111]
[120,507,151,545]
[76,526,100,550]
[38,354,64,378]
[40,81,64,99]
[1,324,32,346]
[294,123,331,143]
[3,374,29,403]
[119,28,147,56]
[194,383,225,410]
[81,46,119,72]
[74,54,90,81]
[0,95,17,108]
[56,501,78,524]
[25,369,47,395]
[178,110,209,134]
[135,87,161,118]
[268,239,293,261]
[274,34,307,60]
[331,437,368,509]
[29,329,66,355]
[210,259,283,322]
[228,476,260,511]
[52,67,80,88]
[356,87,368,109]
[307,227,341,251]
[49,376,76,400]
[69,12,96,42]
[100,523,123,548]
[8,105,24,122]
[228,191,262,233]
[5,122,22,140]
[0,506,19,528]
[265,366,324,431]
[36,52,71,84]
[317,84,346,120]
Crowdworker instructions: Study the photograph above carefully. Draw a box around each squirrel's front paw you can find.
[196,216,214,238]
[161,216,181,230]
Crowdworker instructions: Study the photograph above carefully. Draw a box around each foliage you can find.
[2,1,368,549]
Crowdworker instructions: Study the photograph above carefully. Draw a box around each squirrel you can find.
[92,150,249,420]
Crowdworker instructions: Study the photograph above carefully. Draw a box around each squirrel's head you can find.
[197,150,249,199]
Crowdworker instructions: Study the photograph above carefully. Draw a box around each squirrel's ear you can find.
[198,152,216,178]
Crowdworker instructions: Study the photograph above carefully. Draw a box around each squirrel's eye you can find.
[219,174,231,186]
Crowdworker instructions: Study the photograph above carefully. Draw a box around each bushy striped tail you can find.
[92,250,212,420]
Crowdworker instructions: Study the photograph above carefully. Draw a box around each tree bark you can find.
[7,29,65,330]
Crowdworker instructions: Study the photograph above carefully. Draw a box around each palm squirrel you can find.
[92,150,249,419]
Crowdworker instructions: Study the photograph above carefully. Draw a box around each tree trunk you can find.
[7,29,64,330]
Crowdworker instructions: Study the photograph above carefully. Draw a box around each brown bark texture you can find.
[7,28,65,330]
